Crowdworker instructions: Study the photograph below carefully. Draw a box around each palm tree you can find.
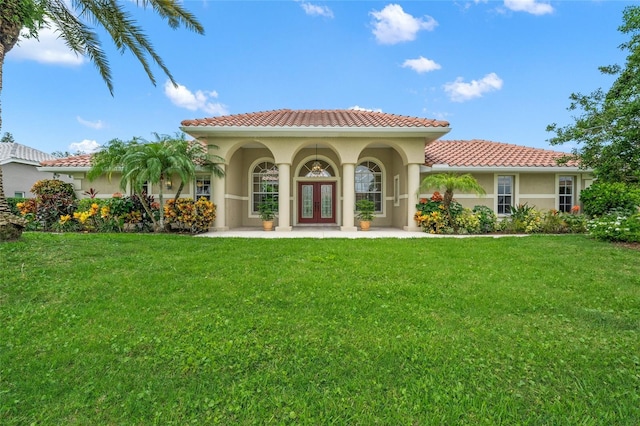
[0,0,204,240]
[88,133,223,232]
[419,173,486,230]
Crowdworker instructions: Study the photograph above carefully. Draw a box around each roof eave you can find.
[421,164,592,173]
[37,166,92,173]
[180,125,451,140]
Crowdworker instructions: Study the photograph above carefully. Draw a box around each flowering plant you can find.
[164,197,216,234]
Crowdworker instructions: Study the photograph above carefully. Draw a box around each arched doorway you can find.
[297,159,336,224]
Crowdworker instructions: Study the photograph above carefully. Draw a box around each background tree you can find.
[0,0,204,241]
[0,131,15,143]
[419,173,486,230]
[547,5,640,184]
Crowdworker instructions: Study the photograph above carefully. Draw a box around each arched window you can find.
[299,159,334,177]
[355,160,383,213]
[252,161,279,214]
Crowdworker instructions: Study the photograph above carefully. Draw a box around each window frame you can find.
[497,175,514,215]
[195,177,211,201]
[355,159,384,214]
[250,160,279,216]
[558,175,575,213]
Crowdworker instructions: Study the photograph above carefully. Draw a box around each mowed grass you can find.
[1,233,639,425]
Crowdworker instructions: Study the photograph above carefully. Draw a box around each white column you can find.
[276,163,292,231]
[404,163,421,231]
[212,164,228,231]
[341,163,357,232]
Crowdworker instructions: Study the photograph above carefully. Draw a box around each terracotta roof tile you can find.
[181,109,450,128]
[40,154,93,168]
[425,140,580,168]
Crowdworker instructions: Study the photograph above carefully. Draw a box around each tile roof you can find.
[181,109,450,128]
[425,140,581,168]
[0,142,56,164]
[40,139,582,170]
[40,153,93,168]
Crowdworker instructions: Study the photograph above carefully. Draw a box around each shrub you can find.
[580,182,640,217]
[415,193,458,233]
[500,204,542,234]
[472,205,497,233]
[6,197,26,216]
[164,197,216,234]
[587,212,640,242]
[24,179,77,230]
[455,208,481,234]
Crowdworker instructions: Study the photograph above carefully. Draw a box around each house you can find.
[38,109,592,231]
[0,142,71,198]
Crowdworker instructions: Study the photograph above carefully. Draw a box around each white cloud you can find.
[164,80,229,116]
[348,105,383,113]
[503,0,553,15]
[76,116,105,130]
[9,26,85,66]
[69,139,100,154]
[402,56,441,73]
[370,4,438,45]
[443,72,503,102]
[299,1,334,18]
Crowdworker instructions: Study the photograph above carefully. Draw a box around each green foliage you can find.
[547,6,640,183]
[19,179,77,230]
[415,193,473,234]
[579,181,640,217]
[1,234,639,423]
[6,197,26,215]
[472,205,498,233]
[258,196,278,221]
[355,199,375,221]
[0,132,15,143]
[588,212,640,242]
[500,204,543,234]
[164,197,216,234]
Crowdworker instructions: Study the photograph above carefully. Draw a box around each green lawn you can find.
[1,233,639,425]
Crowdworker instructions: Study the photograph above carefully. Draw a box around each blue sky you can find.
[3,0,635,154]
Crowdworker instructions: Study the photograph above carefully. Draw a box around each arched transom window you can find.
[252,161,279,214]
[355,160,383,213]
[299,159,334,177]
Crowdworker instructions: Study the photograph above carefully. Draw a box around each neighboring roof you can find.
[0,142,56,165]
[181,109,450,129]
[425,140,582,168]
[40,154,93,168]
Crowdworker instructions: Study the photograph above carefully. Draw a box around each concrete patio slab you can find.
[196,227,529,239]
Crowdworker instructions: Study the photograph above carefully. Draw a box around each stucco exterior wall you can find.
[2,162,63,197]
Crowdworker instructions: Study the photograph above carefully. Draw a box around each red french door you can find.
[298,182,336,224]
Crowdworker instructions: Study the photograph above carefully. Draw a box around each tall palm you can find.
[419,173,486,230]
[0,0,204,240]
[119,133,223,231]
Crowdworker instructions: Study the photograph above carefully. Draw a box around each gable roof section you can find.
[0,142,56,166]
[425,140,582,169]
[40,153,93,168]
[181,109,450,129]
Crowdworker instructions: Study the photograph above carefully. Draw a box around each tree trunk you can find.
[0,5,27,240]
[443,189,457,232]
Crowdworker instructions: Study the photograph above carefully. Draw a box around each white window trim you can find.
[248,157,278,218]
[494,173,518,216]
[356,157,386,217]
[556,174,579,212]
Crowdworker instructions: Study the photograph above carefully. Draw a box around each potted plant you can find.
[355,199,375,231]
[258,196,277,231]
